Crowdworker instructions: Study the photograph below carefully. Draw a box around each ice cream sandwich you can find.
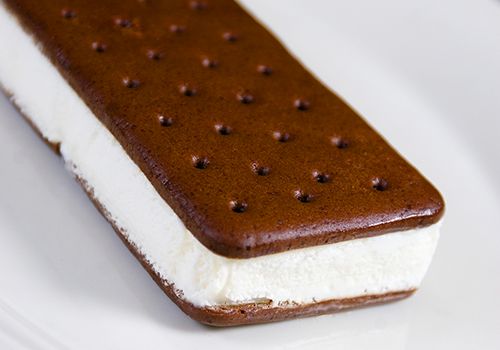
[0,0,444,326]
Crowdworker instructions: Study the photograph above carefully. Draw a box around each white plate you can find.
[1,0,499,348]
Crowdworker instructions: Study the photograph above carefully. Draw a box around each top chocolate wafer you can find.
[4,0,444,258]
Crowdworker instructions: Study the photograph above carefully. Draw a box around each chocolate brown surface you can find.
[3,0,444,258]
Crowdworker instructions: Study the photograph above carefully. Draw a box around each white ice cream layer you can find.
[0,5,440,307]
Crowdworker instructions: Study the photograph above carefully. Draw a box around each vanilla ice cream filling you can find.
[0,5,440,307]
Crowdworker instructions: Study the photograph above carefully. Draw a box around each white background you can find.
[0,0,499,348]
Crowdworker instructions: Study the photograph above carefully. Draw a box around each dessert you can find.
[0,0,444,326]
